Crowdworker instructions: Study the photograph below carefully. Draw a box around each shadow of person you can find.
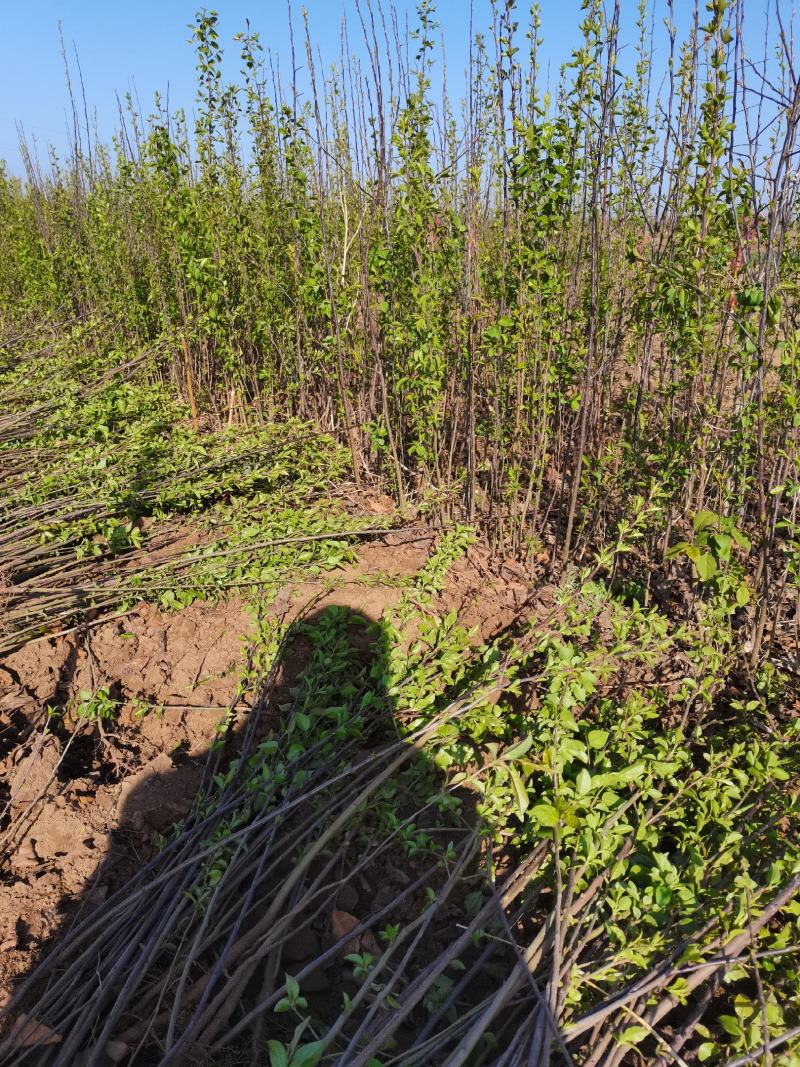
[0,602,487,1066]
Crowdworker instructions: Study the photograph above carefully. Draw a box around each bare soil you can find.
[0,526,536,1009]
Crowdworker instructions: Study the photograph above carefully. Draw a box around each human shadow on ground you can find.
[0,603,505,1067]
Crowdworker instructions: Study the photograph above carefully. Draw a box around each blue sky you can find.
[0,1,779,175]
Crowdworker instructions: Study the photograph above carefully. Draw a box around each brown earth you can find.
[0,526,538,1009]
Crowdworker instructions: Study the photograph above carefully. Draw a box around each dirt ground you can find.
[0,527,538,1011]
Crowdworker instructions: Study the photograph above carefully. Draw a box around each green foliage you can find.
[0,0,794,576]
[2,1,800,1062]
[70,687,118,724]
[669,509,751,598]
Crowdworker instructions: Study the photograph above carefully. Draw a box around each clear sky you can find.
[0,1,779,175]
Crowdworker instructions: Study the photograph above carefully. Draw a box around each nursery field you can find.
[0,0,799,1064]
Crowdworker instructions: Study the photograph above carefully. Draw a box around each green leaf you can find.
[592,763,646,790]
[718,1014,743,1037]
[666,540,689,559]
[530,803,559,828]
[618,1025,649,1046]
[708,532,732,561]
[694,552,717,581]
[731,526,751,551]
[295,711,311,732]
[560,738,588,762]
[587,729,609,749]
[697,1042,718,1062]
[268,1041,290,1067]
[504,735,534,761]
[693,509,719,532]
[507,766,529,819]
[654,885,672,907]
[291,1041,325,1067]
